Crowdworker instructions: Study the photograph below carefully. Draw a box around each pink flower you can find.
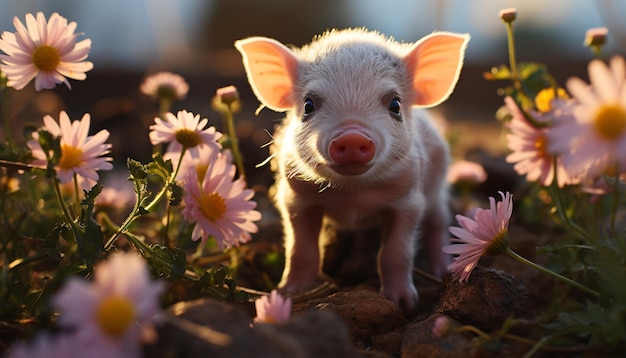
[0,12,93,90]
[52,251,164,358]
[580,170,626,203]
[504,96,577,187]
[27,111,113,190]
[140,71,189,101]
[442,191,513,282]
[549,56,626,179]
[446,160,487,185]
[149,110,222,168]
[181,152,261,249]
[254,290,292,324]
[175,144,219,181]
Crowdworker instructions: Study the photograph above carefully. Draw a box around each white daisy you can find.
[140,71,189,101]
[549,56,626,179]
[27,111,113,190]
[52,251,164,358]
[0,12,92,90]
[149,110,222,169]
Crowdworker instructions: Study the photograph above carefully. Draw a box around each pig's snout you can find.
[329,133,375,164]
[328,132,375,175]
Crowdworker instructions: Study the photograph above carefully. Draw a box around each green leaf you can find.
[168,182,183,206]
[128,158,148,180]
[146,152,173,180]
[76,183,105,267]
[36,129,61,176]
[144,244,187,279]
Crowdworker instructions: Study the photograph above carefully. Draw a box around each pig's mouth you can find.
[328,163,373,176]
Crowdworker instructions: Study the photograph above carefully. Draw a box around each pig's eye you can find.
[304,98,315,115]
[389,97,401,114]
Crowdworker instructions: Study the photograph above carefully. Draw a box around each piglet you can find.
[235,29,469,312]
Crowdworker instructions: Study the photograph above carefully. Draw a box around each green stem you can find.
[223,104,245,178]
[104,148,187,249]
[549,160,593,241]
[73,172,81,215]
[8,252,49,270]
[159,97,172,122]
[608,169,621,235]
[52,176,84,245]
[104,179,144,250]
[505,248,599,297]
[144,147,186,212]
[504,22,521,91]
[164,201,173,249]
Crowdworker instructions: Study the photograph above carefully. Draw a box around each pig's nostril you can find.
[329,133,375,164]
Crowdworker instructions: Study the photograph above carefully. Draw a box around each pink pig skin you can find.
[236,29,470,312]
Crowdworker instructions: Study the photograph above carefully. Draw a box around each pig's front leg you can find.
[378,208,421,312]
[422,201,451,278]
[278,203,324,292]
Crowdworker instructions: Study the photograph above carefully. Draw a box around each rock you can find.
[143,298,361,358]
[294,289,408,354]
[436,266,530,332]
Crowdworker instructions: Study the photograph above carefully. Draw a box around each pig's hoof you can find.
[383,284,419,314]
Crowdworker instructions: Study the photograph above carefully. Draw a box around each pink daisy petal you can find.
[442,191,513,282]
[181,153,261,249]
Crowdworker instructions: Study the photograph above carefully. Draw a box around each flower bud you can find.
[432,316,453,338]
[216,85,240,106]
[584,27,608,49]
[499,8,517,23]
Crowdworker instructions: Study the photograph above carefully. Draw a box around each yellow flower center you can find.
[593,104,626,140]
[534,133,550,159]
[535,88,568,113]
[58,145,83,169]
[32,45,61,72]
[484,229,510,256]
[199,192,227,222]
[95,296,136,338]
[175,129,202,148]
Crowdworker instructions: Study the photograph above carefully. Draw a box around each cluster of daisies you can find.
[0,11,285,357]
[504,56,626,193]
[444,11,626,284]
[0,11,262,251]
[7,251,292,357]
[443,51,626,283]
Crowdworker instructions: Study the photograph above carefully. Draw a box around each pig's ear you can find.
[403,32,470,108]
[235,37,298,112]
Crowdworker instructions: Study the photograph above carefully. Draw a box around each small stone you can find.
[436,266,530,332]
[295,289,408,354]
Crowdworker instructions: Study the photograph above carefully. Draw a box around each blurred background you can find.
[1,0,625,187]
